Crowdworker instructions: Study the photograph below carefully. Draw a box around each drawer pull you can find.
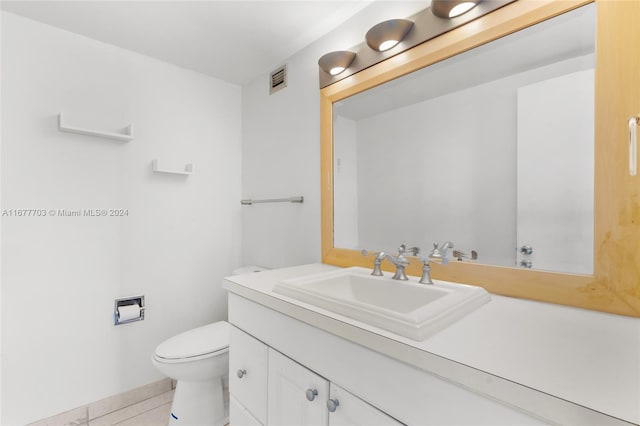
[237,369,247,379]
[306,388,318,401]
[327,398,340,412]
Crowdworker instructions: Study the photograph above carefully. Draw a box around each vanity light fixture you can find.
[318,51,356,76]
[365,19,414,52]
[432,0,481,19]
[318,0,510,88]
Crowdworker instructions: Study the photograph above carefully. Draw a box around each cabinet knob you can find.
[306,389,318,401]
[520,245,533,255]
[327,398,340,412]
[520,259,533,268]
[237,369,247,379]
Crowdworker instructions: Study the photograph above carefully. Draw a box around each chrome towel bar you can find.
[241,196,303,205]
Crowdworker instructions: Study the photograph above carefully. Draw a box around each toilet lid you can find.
[155,321,229,360]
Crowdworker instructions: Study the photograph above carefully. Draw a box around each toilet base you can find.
[169,377,228,426]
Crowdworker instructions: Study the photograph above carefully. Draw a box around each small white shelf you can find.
[151,159,193,175]
[58,113,134,142]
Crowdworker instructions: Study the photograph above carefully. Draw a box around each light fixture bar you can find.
[318,0,514,88]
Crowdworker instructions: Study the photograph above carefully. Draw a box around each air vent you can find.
[270,65,287,95]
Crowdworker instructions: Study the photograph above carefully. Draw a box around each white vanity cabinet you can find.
[229,325,268,425]
[227,293,548,426]
[327,383,403,426]
[230,395,263,426]
[267,348,402,426]
[268,348,329,425]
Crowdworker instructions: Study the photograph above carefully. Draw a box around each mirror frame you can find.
[320,0,640,317]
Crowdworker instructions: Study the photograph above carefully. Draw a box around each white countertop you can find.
[223,263,640,425]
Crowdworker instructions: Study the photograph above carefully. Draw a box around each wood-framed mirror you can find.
[320,0,640,317]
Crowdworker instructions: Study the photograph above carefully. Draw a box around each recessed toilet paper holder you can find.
[114,296,145,325]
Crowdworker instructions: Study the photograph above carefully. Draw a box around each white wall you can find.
[240,1,427,269]
[355,77,517,265]
[333,115,358,249]
[517,69,594,274]
[1,12,241,424]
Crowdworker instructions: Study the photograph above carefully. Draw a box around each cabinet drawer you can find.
[230,325,268,424]
[230,395,263,426]
[328,383,404,426]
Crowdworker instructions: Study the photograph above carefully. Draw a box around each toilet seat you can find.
[154,321,229,363]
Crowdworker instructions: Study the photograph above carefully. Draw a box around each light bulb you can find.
[449,2,477,18]
[379,39,399,51]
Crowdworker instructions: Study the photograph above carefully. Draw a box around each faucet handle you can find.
[453,249,478,261]
[428,241,453,264]
[438,241,453,252]
[361,249,388,261]
[361,249,384,276]
[398,244,420,256]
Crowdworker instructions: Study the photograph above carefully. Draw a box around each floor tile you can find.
[89,391,173,426]
[27,406,88,426]
[114,403,171,426]
[89,379,172,420]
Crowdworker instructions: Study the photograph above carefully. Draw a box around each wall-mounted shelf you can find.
[151,159,193,175]
[58,113,134,142]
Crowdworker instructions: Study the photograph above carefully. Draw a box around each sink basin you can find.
[273,267,490,341]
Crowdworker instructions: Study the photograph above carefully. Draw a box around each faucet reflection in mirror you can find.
[418,242,453,285]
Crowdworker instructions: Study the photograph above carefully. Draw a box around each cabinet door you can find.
[230,395,263,426]
[229,325,268,424]
[268,348,330,426]
[328,383,404,426]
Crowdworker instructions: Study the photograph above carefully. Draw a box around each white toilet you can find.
[152,321,230,426]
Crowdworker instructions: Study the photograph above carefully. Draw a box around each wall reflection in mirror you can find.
[333,4,595,275]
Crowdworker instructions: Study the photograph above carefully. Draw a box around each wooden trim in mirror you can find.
[320,0,640,317]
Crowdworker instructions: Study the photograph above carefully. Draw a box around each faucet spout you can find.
[361,246,414,280]
[429,241,453,263]
[361,249,385,276]
[381,252,410,280]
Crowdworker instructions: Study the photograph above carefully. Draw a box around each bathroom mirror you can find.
[333,4,595,275]
[321,0,640,317]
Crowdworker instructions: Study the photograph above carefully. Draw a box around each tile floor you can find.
[26,379,175,426]
[29,378,229,425]
[90,390,173,426]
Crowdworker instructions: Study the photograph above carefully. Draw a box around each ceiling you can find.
[1,0,376,85]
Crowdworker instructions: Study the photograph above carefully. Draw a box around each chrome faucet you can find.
[362,244,420,281]
[419,241,453,284]
[360,250,387,276]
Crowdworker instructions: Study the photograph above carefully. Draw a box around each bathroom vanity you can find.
[224,1,640,424]
[223,264,640,426]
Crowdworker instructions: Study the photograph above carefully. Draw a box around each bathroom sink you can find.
[273,267,490,341]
